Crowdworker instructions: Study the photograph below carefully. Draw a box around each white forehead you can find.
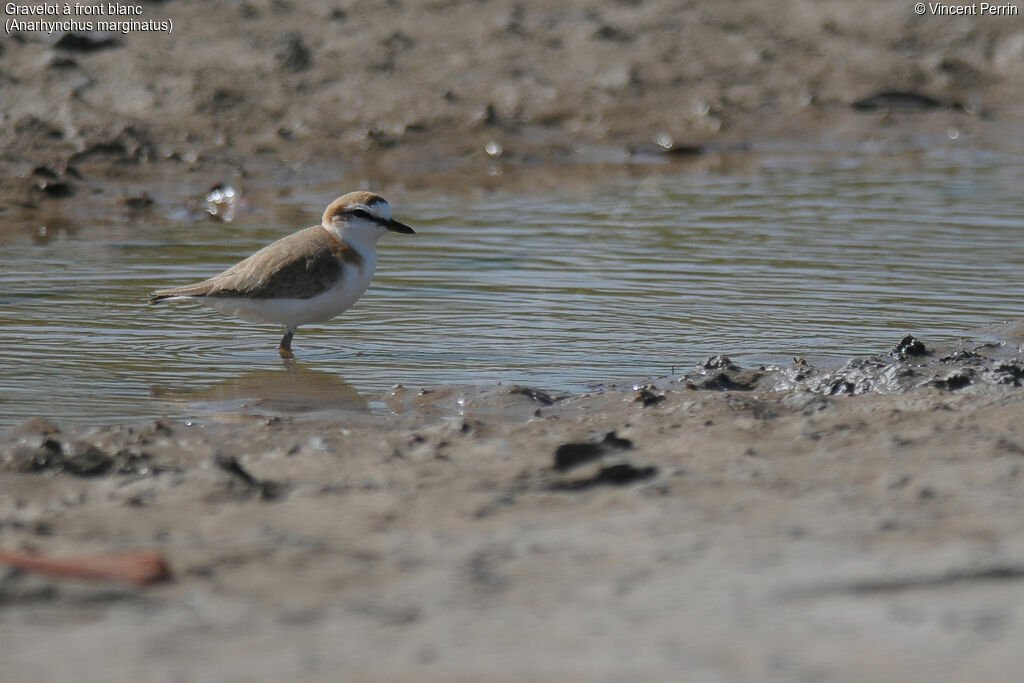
[361,198,391,220]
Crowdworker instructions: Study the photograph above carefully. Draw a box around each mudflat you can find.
[3,337,1024,679]
[2,0,1024,680]
[3,0,1023,205]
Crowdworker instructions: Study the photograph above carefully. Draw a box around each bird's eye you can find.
[352,209,371,219]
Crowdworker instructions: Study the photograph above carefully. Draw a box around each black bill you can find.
[386,218,416,234]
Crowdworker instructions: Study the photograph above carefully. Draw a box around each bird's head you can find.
[322,192,415,242]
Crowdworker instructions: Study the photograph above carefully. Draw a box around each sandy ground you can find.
[3,0,1024,680]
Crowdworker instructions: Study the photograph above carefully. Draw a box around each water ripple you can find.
[1,149,1023,425]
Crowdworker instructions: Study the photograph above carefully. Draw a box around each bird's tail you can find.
[149,284,211,304]
[149,292,174,305]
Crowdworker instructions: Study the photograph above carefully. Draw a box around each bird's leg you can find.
[278,328,295,359]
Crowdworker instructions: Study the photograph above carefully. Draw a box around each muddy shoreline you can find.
[3,0,1024,678]
[4,0,1024,212]
[4,333,1024,679]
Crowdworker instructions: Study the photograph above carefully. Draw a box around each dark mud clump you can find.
[554,431,633,472]
[676,336,1024,397]
[549,431,657,490]
[548,463,659,491]
[892,334,927,359]
[0,418,166,477]
[213,453,286,501]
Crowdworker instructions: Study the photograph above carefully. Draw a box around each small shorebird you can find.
[150,191,415,358]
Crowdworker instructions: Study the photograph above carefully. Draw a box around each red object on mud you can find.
[0,548,172,586]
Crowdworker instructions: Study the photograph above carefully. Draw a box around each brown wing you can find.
[150,226,363,303]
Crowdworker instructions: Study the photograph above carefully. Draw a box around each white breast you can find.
[203,251,378,330]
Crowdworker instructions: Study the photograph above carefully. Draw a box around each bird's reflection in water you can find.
[153,360,368,417]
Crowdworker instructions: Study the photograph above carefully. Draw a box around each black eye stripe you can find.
[351,208,371,219]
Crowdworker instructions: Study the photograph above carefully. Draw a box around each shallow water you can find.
[1,146,1022,426]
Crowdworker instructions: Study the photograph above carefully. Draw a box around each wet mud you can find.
[3,0,1024,678]
[3,332,1024,679]
[3,0,1023,216]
